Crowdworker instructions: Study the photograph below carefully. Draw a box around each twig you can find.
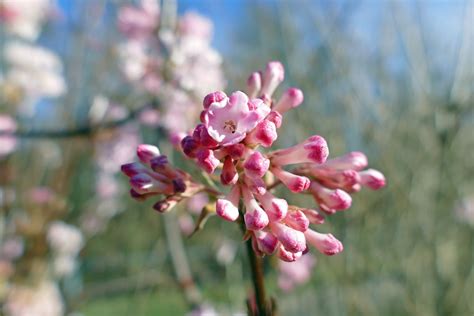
[1,102,155,139]
[162,212,202,307]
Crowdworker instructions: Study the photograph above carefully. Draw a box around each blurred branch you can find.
[162,212,202,308]
[2,102,155,139]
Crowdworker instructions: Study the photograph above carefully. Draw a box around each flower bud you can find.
[244,175,267,196]
[322,151,368,171]
[252,235,264,257]
[121,162,147,177]
[137,144,160,164]
[270,222,306,253]
[261,61,284,97]
[247,72,262,98]
[245,120,277,148]
[216,186,240,222]
[267,111,283,128]
[244,151,270,178]
[203,91,227,109]
[359,169,386,190]
[196,149,220,173]
[303,136,329,164]
[284,210,309,232]
[193,124,219,148]
[129,173,171,195]
[255,191,288,221]
[221,156,238,185]
[300,208,325,225]
[254,230,278,255]
[181,135,200,158]
[310,182,352,213]
[273,88,304,114]
[304,229,343,256]
[242,186,269,230]
[271,167,310,193]
[172,178,186,193]
[309,167,361,192]
[278,245,302,262]
[270,135,329,166]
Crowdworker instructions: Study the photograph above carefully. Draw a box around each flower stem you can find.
[239,207,270,316]
[245,236,269,316]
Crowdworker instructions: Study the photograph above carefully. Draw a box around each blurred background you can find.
[0,0,473,315]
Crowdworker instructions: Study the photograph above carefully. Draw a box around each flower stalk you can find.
[245,234,269,316]
[240,207,270,316]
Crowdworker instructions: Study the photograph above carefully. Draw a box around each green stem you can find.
[239,207,269,316]
[245,236,269,316]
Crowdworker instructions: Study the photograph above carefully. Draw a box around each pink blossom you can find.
[271,167,311,193]
[270,221,306,253]
[203,91,268,146]
[273,88,304,114]
[253,230,279,255]
[216,186,240,222]
[321,151,368,171]
[309,181,352,213]
[283,210,310,232]
[124,61,385,267]
[270,135,329,166]
[242,185,269,230]
[117,0,159,41]
[220,156,238,185]
[244,119,278,147]
[278,245,302,262]
[359,168,386,190]
[244,151,270,178]
[255,191,288,221]
[260,61,285,97]
[179,11,213,42]
[247,72,262,98]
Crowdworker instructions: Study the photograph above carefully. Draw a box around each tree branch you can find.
[1,102,155,139]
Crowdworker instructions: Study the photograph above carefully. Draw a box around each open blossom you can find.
[3,41,66,98]
[47,221,84,256]
[123,61,386,275]
[0,0,51,40]
[117,3,225,135]
[117,0,159,42]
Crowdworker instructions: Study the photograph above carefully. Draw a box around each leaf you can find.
[188,203,215,238]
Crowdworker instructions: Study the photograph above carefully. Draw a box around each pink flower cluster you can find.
[121,60,385,266]
[121,144,202,212]
[178,61,385,262]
